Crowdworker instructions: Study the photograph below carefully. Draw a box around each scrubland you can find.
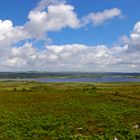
[0,81,140,139]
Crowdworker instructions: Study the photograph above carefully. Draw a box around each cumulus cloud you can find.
[34,0,66,11]
[0,20,29,49]
[0,0,139,72]
[83,8,122,26]
[25,1,122,40]
[0,20,13,37]
[4,57,28,68]
[121,21,140,51]
[25,4,80,39]
[0,19,30,60]
[2,20,140,72]
[2,42,140,72]
[3,43,37,69]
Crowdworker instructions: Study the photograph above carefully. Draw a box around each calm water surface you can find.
[1,77,140,83]
[31,77,140,82]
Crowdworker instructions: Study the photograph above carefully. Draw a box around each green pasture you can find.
[0,81,139,139]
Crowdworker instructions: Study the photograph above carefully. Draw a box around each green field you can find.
[0,81,140,140]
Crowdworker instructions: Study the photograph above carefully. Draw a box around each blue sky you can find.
[0,0,140,72]
[0,0,139,45]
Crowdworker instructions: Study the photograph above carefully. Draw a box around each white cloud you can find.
[0,19,30,62]
[83,8,122,26]
[0,20,29,49]
[34,0,66,11]
[25,2,122,40]
[0,20,13,37]
[133,21,140,33]
[1,19,140,72]
[0,1,139,72]
[2,42,140,72]
[11,43,36,57]
[3,43,37,69]
[4,57,28,68]
[121,21,140,50]
[25,4,80,39]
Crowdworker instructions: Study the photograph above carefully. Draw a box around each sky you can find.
[0,0,140,72]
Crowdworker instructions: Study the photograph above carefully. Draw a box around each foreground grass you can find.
[0,81,140,140]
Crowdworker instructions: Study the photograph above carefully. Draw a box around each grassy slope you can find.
[0,81,140,140]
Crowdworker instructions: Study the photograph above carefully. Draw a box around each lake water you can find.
[1,77,140,83]
[26,77,140,83]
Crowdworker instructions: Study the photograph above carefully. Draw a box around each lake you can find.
[0,72,140,82]
[5,77,139,83]
[35,77,140,82]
